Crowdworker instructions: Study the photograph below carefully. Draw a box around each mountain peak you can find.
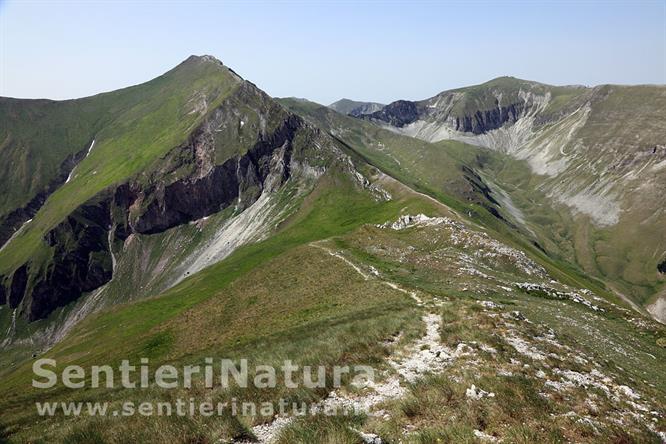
[184,54,224,65]
[172,54,244,82]
[329,98,385,116]
[478,76,544,88]
[178,54,235,72]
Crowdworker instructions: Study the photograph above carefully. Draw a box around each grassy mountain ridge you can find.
[0,56,411,370]
[0,61,663,443]
[1,156,664,443]
[0,57,343,340]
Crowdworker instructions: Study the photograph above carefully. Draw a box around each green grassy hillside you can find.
[1,166,663,443]
[0,63,663,444]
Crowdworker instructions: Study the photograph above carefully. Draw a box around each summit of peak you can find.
[182,54,224,65]
[172,54,244,82]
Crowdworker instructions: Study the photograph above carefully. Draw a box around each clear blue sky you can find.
[1,0,664,104]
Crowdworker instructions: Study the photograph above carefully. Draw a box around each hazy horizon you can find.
[1,0,665,104]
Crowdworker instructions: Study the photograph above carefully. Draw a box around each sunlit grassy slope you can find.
[1,166,663,443]
[0,166,440,438]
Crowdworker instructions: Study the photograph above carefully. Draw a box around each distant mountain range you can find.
[328,98,385,116]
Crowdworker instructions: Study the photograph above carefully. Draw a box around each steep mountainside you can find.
[2,158,664,443]
[0,56,361,356]
[0,56,241,247]
[358,77,666,320]
[281,97,514,222]
[329,98,384,117]
[0,61,663,444]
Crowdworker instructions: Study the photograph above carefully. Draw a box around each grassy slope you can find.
[0,56,241,275]
[279,98,477,211]
[0,98,102,216]
[328,98,384,115]
[573,85,666,303]
[0,166,446,441]
[336,219,666,391]
[274,210,665,443]
[2,167,662,442]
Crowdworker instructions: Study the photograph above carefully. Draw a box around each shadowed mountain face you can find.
[354,77,666,319]
[0,59,664,444]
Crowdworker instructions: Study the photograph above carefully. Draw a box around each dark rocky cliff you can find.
[361,96,531,134]
[0,106,307,322]
[9,265,28,309]
[658,259,666,274]
[29,198,113,321]
[363,100,420,127]
[132,115,298,234]
[0,142,92,247]
[453,101,527,134]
